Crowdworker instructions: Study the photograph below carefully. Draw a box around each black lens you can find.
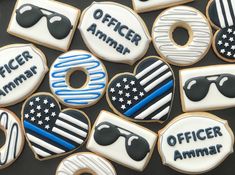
[126,135,150,161]
[217,74,235,98]
[16,4,43,28]
[184,77,210,102]
[47,14,72,39]
[94,122,120,146]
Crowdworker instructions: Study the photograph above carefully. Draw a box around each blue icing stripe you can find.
[124,80,173,117]
[59,54,91,59]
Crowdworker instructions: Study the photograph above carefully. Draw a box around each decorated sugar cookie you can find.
[49,50,108,108]
[207,0,235,62]
[0,44,47,107]
[132,0,194,13]
[180,64,235,112]
[7,0,80,51]
[152,6,212,66]
[158,112,234,174]
[56,152,116,175]
[79,1,151,65]
[21,93,91,160]
[106,56,175,123]
[86,111,157,172]
[0,109,24,170]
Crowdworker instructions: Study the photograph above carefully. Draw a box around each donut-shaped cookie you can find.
[152,6,212,66]
[56,152,116,175]
[0,109,24,169]
[49,50,108,108]
[207,0,235,62]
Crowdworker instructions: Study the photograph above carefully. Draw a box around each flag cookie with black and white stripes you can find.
[107,56,175,123]
[207,0,235,62]
[22,93,90,160]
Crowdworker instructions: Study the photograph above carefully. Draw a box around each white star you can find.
[110,88,115,93]
[132,88,137,92]
[31,117,35,122]
[134,96,139,101]
[116,83,121,88]
[130,81,135,85]
[125,93,130,98]
[45,125,50,130]
[45,117,50,121]
[25,114,29,118]
[36,113,41,118]
[112,96,117,101]
[224,42,229,47]
[43,99,48,104]
[50,103,55,108]
[36,105,41,110]
[44,109,49,114]
[127,100,132,105]
[51,112,56,117]
[218,40,223,45]
[30,109,35,114]
[228,28,233,33]
[119,98,124,103]
[220,49,225,54]
[124,85,130,90]
[222,34,227,39]
[121,105,126,110]
[227,52,232,56]
[35,97,40,102]
[139,92,144,97]
[38,121,43,125]
[123,78,127,82]
[118,90,123,95]
[231,45,235,50]
[229,37,234,42]
[29,101,34,106]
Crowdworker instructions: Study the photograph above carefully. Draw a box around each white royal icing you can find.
[49,50,107,108]
[79,2,151,65]
[158,112,234,174]
[0,44,47,107]
[86,111,157,171]
[7,0,80,51]
[180,64,235,112]
[152,6,212,66]
[56,152,116,175]
[0,109,24,169]
[132,0,194,13]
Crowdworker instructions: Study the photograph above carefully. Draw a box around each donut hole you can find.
[75,168,95,175]
[67,68,88,89]
[0,128,5,148]
[171,23,192,46]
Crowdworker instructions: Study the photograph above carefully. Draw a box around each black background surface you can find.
[0,0,234,175]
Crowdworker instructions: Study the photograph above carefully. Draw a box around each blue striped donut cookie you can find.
[49,50,108,108]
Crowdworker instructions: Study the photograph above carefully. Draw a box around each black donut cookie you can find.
[207,0,235,62]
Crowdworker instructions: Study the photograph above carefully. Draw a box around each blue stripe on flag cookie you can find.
[108,57,174,121]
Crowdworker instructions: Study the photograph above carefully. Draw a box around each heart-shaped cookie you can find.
[106,56,175,123]
[21,92,90,160]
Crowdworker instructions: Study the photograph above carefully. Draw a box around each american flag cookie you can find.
[21,92,91,160]
[106,56,175,123]
[0,109,25,170]
[56,152,116,175]
[207,0,235,62]
[152,6,212,66]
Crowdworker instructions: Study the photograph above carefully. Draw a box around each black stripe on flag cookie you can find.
[22,94,90,160]
[107,57,175,122]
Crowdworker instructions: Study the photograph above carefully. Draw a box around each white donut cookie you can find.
[49,50,108,108]
[152,6,212,66]
[56,152,116,175]
[0,109,24,169]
